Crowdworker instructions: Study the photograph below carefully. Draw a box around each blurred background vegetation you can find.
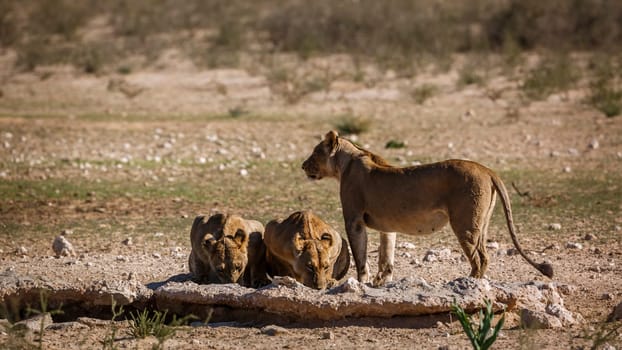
[1,0,621,116]
[2,0,622,71]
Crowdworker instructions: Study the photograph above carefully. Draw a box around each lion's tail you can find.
[490,172,553,278]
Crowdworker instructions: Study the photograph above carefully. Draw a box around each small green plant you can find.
[101,299,124,350]
[522,56,580,100]
[26,291,64,350]
[581,321,622,350]
[128,309,197,350]
[334,115,371,135]
[588,78,621,118]
[385,139,406,149]
[458,69,485,87]
[228,106,249,118]
[451,299,505,350]
[411,84,438,104]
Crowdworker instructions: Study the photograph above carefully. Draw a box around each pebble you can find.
[486,241,500,250]
[260,325,289,336]
[321,331,335,340]
[423,248,451,262]
[122,237,133,246]
[547,223,562,231]
[239,169,249,177]
[397,242,416,250]
[565,242,583,250]
[52,235,76,257]
[584,233,597,241]
[152,252,162,259]
[589,139,599,149]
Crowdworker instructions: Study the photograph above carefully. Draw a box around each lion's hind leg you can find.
[449,193,494,278]
[372,231,396,287]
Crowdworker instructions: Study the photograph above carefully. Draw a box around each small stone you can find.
[506,248,519,256]
[563,166,572,173]
[116,255,128,262]
[520,309,562,329]
[584,233,597,241]
[399,252,412,258]
[13,313,53,333]
[330,277,363,293]
[321,331,335,340]
[486,241,500,250]
[152,252,162,259]
[261,325,289,336]
[61,229,74,235]
[397,242,416,250]
[566,242,583,250]
[601,293,614,301]
[122,237,133,246]
[589,139,599,150]
[52,235,76,257]
[239,169,249,177]
[16,246,28,255]
[608,302,622,322]
[423,248,451,262]
[547,223,562,230]
[46,321,89,331]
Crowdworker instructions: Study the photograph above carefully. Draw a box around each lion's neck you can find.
[332,140,366,181]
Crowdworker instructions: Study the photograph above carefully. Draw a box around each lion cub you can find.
[264,210,350,290]
[188,213,270,288]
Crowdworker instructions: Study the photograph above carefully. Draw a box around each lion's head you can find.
[189,213,261,284]
[265,210,350,290]
[301,130,339,180]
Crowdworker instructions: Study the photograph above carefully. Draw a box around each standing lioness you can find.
[302,130,553,286]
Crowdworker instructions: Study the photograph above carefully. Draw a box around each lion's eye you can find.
[235,264,243,271]
[306,262,314,272]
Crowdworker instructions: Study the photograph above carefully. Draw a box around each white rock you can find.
[589,139,600,149]
[52,235,76,257]
[397,242,416,250]
[152,252,162,259]
[565,242,583,250]
[239,169,249,177]
[13,314,53,333]
[520,309,562,329]
[547,223,562,231]
[423,248,452,262]
[486,241,500,250]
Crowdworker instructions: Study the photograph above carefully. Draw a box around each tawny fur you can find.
[264,210,350,290]
[302,130,553,286]
[188,213,270,288]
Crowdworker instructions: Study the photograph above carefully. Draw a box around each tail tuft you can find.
[538,262,554,278]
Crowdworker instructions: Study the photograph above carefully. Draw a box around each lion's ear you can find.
[293,233,305,256]
[324,130,339,155]
[233,229,248,247]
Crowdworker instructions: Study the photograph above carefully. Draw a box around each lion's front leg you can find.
[373,231,396,287]
[345,217,370,284]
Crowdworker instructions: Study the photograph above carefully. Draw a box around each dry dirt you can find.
[1,50,622,349]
